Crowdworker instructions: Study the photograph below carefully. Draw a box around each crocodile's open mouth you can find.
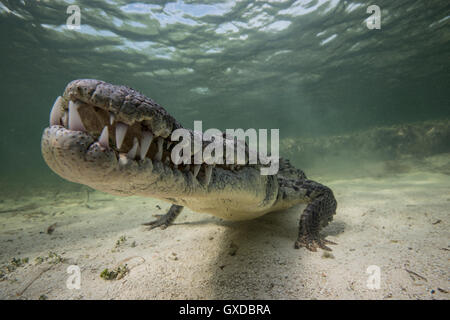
[41,79,248,192]
[48,94,180,170]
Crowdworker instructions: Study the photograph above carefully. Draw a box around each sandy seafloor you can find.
[0,154,448,300]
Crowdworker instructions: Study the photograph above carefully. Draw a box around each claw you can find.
[295,235,336,252]
[141,205,183,232]
[142,217,169,230]
[142,223,168,230]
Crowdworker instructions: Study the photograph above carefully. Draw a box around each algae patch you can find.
[100,264,129,280]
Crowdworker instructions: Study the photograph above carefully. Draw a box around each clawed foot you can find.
[294,235,337,252]
[142,205,184,231]
[142,214,171,230]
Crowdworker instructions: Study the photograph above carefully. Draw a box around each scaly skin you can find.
[41,79,337,251]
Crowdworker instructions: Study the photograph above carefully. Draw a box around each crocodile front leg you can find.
[142,204,184,230]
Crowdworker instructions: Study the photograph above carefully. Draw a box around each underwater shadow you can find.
[205,203,346,299]
[203,204,330,299]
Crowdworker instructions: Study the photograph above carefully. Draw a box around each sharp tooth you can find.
[204,165,213,185]
[49,96,64,126]
[136,142,141,158]
[155,137,163,161]
[110,113,115,125]
[193,164,201,178]
[115,122,128,149]
[166,141,172,150]
[62,111,68,127]
[127,137,139,159]
[140,131,153,159]
[68,101,85,131]
[98,126,109,148]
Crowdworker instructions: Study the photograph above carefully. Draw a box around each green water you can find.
[0,0,449,185]
[1,1,450,301]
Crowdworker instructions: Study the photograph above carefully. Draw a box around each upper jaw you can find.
[61,79,178,136]
[43,79,248,195]
[47,79,187,172]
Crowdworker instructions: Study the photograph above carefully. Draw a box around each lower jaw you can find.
[42,126,198,198]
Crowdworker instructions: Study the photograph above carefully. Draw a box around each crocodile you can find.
[41,79,337,251]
